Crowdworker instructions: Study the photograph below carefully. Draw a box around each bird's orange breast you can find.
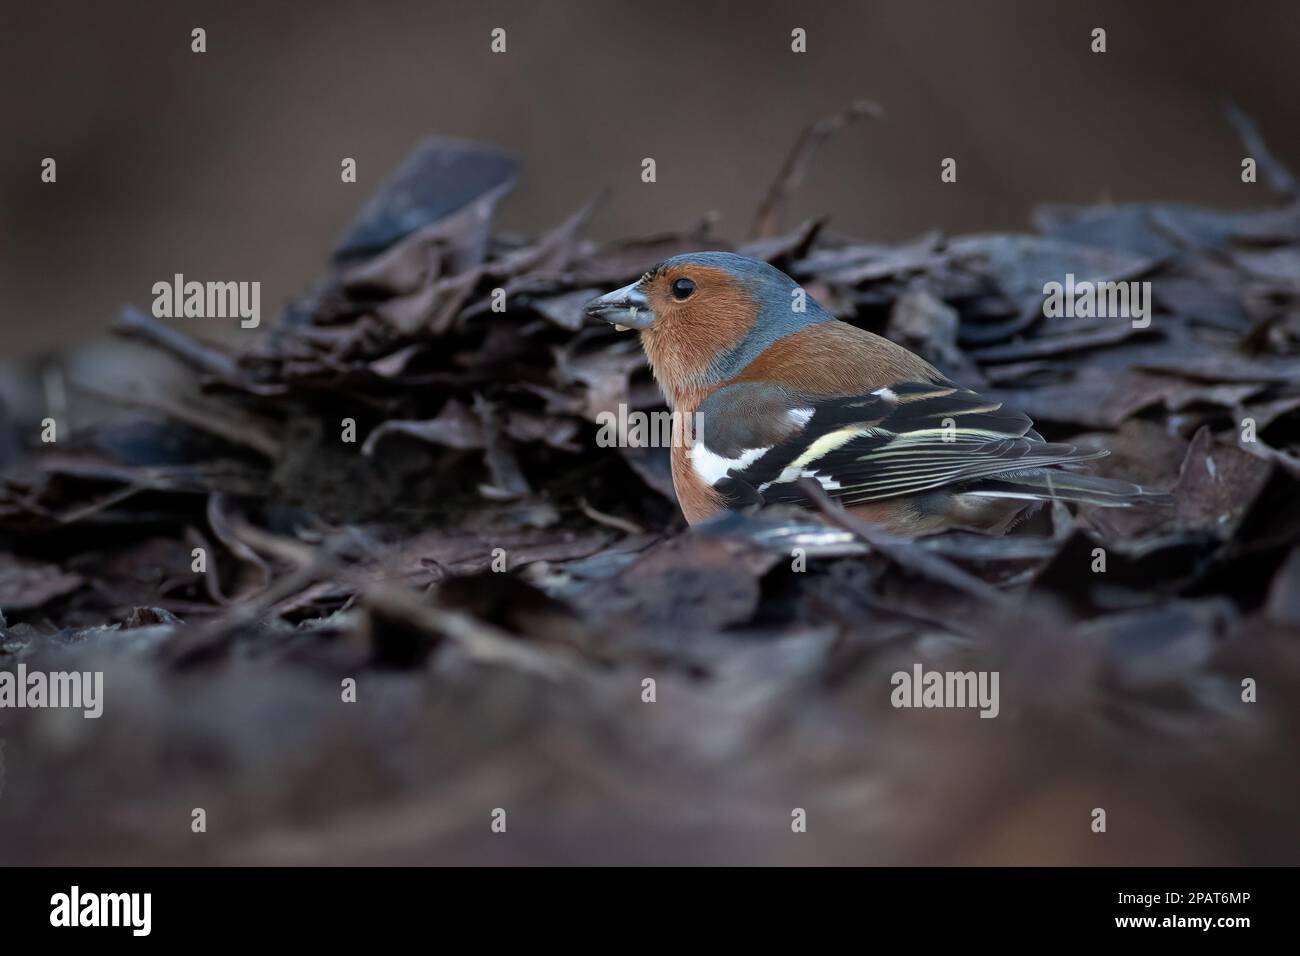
[670,441,726,524]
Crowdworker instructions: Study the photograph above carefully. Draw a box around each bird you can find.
[584,251,1167,536]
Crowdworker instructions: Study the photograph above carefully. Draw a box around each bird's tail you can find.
[964,469,1172,509]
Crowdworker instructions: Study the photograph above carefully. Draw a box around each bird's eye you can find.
[671,277,696,301]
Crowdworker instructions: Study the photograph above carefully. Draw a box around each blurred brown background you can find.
[2,0,1297,361]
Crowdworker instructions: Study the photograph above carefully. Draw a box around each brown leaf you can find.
[1172,427,1274,535]
[0,553,83,611]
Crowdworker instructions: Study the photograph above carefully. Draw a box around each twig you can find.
[114,306,243,379]
[113,306,286,395]
[796,478,1011,606]
[206,493,273,590]
[365,584,581,681]
[73,379,280,459]
[579,498,645,536]
[1222,100,1297,197]
[751,100,884,239]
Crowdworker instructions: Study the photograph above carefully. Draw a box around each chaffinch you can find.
[584,252,1164,535]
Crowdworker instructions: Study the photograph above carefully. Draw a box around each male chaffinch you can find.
[584,252,1164,535]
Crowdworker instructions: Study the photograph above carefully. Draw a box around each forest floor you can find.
[2,109,1299,864]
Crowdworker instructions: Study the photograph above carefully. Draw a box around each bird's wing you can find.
[694,380,1106,508]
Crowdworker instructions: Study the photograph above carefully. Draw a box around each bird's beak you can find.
[584,281,655,331]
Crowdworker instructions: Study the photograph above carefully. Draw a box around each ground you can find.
[2,121,1299,865]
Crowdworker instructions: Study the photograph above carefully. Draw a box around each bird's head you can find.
[584,252,833,401]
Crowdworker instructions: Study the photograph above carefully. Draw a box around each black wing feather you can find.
[713,380,1105,509]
